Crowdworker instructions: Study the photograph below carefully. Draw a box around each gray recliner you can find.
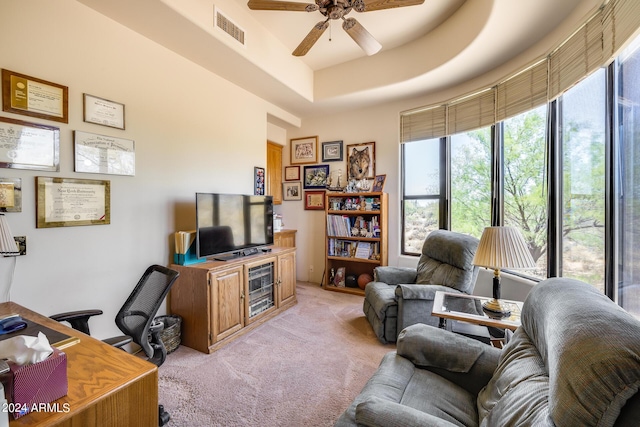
[363,229,480,344]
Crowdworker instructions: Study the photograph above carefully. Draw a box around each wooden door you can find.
[266,141,283,204]
[209,266,244,342]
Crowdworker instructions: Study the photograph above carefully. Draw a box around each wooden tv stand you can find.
[169,247,296,353]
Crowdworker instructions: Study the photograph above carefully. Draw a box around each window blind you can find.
[447,89,496,135]
[400,105,446,143]
[400,0,640,142]
[496,60,548,122]
[548,10,604,101]
[603,0,640,60]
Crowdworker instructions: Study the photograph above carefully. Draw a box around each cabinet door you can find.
[278,251,297,307]
[209,266,244,342]
[267,141,283,205]
[244,257,277,325]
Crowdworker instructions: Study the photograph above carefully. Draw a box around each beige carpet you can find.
[158,281,395,426]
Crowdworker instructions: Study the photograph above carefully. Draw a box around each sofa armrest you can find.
[356,397,458,427]
[374,267,417,285]
[397,324,500,395]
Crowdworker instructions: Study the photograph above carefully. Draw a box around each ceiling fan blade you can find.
[247,0,318,12]
[353,0,424,12]
[293,20,329,56]
[342,17,381,56]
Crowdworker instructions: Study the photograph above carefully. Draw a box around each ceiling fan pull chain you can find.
[329,21,332,42]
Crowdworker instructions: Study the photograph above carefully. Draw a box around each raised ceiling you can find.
[77,0,603,122]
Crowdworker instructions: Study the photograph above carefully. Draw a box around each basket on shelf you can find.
[155,315,182,354]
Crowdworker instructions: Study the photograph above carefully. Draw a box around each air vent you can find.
[214,6,245,46]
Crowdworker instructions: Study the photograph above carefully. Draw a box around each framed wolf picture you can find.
[347,142,375,180]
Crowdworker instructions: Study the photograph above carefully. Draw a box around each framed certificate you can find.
[74,131,135,176]
[1,69,68,123]
[0,117,60,171]
[83,94,125,130]
[36,176,110,228]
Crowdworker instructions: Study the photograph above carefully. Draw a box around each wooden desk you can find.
[0,302,158,427]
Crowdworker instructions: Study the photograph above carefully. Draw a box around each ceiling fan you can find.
[247,0,425,56]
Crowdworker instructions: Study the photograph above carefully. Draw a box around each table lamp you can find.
[472,226,535,318]
[0,214,19,256]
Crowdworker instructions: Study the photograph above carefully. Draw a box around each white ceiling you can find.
[77,0,603,122]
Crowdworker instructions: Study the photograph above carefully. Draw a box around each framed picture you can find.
[283,182,302,201]
[372,174,387,192]
[0,116,60,171]
[304,190,325,210]
[1,69,69,123]
[284,165,300,181]
[0,177,21,213]
[303,164,329,189]
[74,131,135,176]
[83,93,125,130]
[321,140,343,162]
[254,167,265,195]
[347,141,376,180]
[290,136,318,164]
[36,176,110,228]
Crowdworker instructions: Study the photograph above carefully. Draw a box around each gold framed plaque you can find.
[36,176,110,228]
[2,69,68,123]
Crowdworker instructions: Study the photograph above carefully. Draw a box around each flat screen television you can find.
[195,193,274,261]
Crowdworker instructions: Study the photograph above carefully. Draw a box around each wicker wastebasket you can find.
[155,315,182,354]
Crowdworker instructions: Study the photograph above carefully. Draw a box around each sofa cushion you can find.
[416,230,479,293]
[477,328,551,426]
[356,397,459,427]
[521,278,640,427]
[335,352,478,427]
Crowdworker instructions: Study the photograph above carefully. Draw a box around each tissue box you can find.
[4,348,68,419]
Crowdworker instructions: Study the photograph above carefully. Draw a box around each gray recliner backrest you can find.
[415,229,480,294]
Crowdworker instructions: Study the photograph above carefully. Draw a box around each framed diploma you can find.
[36,176,110,228]
[0,117,60,171]
[1,69,68,123]
[83,94,125,130]
[74,131,135,176]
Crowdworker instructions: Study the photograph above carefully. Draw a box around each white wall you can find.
[0,0,292,339]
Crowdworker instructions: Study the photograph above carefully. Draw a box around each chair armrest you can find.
[50,309,103,335]
[103,335,133,349]
[397,324,500,395]
[374,267,417,285]
[395,283,459,301]
[356,396,458,427]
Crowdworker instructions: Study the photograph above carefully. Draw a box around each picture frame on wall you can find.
[254,167,265,195]
[83,93,125,130]
[304,190,325,210]
[283,182,302,201]
[290,136,318,164]
[321,140,343,162]
[1,69,69,124]
[36,176,110,228]
[0,116,60,172]
[346,141,376,180]
[284,165,300,181]
[303,164,329,189]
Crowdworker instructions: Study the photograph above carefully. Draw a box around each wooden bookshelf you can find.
[323,192,388,296]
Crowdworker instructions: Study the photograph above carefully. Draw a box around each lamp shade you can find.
[472,226,535,270]
[0,214,19,256]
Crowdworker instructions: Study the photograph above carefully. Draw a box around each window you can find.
[560,69,606,290]
[502,106,548,278]
[617,37,640,317]
[450,129,492,237]
[402,138,442,254]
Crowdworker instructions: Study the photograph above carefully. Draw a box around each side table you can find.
[432,291,524,347]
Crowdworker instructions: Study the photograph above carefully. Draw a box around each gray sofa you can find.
[363,230,480,344]
[336,277,640,426]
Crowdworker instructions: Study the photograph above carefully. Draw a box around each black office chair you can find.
[50,264,180,426]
